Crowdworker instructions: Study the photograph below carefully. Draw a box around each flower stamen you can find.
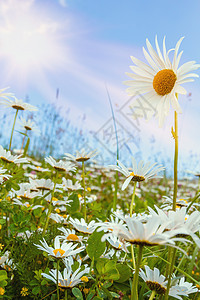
[153,69,177,96]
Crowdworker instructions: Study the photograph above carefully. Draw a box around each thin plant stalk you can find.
[131,245,143,300]
[130,182,137,270]
[106,84,119,211]
[56,259,60,300]
[21,129,27,150]
[82,161,86,221]
[9,109,19,151]
[42,171,58,237]
[173,104,178,211]
[164,248,177,300]
[65,289,68,300]
[113,170,119,211]
[130,182,137,217]
[149,291,156,300]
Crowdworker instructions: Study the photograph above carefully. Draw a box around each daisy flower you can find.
[112,216,186,247]
[58,228,84,243]
[34,236,84,259]
[174,277,198,297]
[140,266,197,299]
[17,117,40,134]
[124,36,200,126]
[148,205,200,246]
[42,264,90,288]
[69,218,98,234]
[161,196,200,211]
[29,178,54,191]
[140,265,167,295]
[0,97,38,111]
[0,167,12,184]
[45,156,76,172]
[0,145,28,164]
[50,213,68,224]
[109,157,164,190]
[65,148,98,162]
[58,178,83,191]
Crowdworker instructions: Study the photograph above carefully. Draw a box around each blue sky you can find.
[0,0,200,174]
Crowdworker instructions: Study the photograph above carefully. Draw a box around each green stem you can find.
[149,290,156,300]
[173,109,178,211]
[130,182,137,217]
[188,245,199,275]
[57,259,60,300]
[82,161,86,221]
[21,129,27,150]
[131,245,143,300]
[9,109,18,151]
[42,171,58,237]
[130,182,137,270]
[164,248,177,300]
[65,289,68,300]
[113,170,118,211]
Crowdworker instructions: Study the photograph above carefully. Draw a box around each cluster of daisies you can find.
[0,35,200,299]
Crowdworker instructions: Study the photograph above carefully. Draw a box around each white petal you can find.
[130,65,153,78]
[174,85,187,95]
[171,94,182,113]
[172,37,184,70]
[130,56,155,76]
[143,47,160,72]
[122,176,132,190]
[146,38,166,69]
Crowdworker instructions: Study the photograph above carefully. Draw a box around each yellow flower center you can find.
[67,234,79,241]
[130,172,135,176]
[153,69,177,96]
[53,248,65,256]
[81,276,89,283]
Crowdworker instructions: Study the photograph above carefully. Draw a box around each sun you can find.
[1,16,56,68]
[0,0,69,82]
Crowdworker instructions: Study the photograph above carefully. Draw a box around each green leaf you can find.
[115,264,131,283]
[0,270,7,282]
[86,231,106,261]
[104,260,117,273]
[32,286,41,295]
[110,291,120,298]
[68,193,80,213]
[96,258,108,274]
[86,291,96,300]
[0,279,7,287]
[104,268,120,281]
[23,137,30,157]
[72,287,83,300]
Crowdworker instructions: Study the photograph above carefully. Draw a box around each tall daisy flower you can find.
[0,145,28,164]
[65,148,98,162]
[109,158,164,190]
[17,117,40,134]
[124,36,200,126]
[45,156,76,173]
[0,97,38,111]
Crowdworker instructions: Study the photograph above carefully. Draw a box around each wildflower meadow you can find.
[1,36,200,300]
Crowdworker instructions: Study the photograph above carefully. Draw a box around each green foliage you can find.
[115,264,131,283]
[72,287,83,299]
[96,258,120,280]
[86,231,106,261]
[0,270,8,287]
[68,193,80,214]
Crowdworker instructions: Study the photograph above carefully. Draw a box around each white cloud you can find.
[58,0,67,7]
